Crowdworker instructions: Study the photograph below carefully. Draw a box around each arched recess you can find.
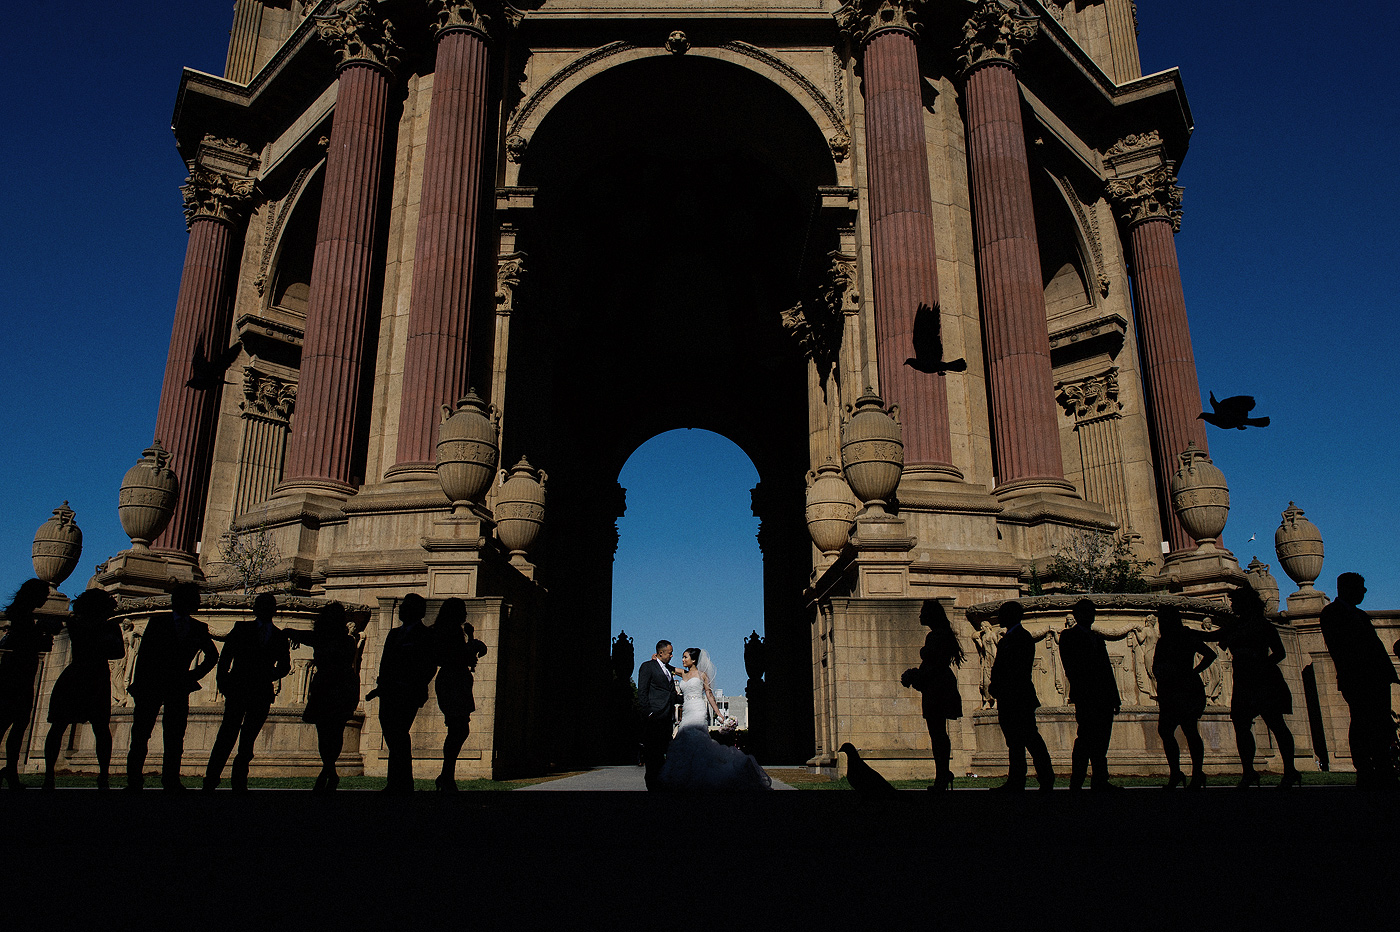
[503,54,838,766]
[1034,170,1097,322]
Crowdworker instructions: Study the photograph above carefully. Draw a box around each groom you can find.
[638,640,683,791]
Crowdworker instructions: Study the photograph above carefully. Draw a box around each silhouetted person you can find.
[638,639,682,791]
[1320,573,1398,790]
[0,579,59,790]
[42,589,124,790]
[1198,391,1269,430]
[203,593,290,792]
[126,582,218,791]
[1059,599,1121,790]
[1220,585,1299,788]
[904,302,967,375]
[901,600,964,791]
[1153,606,1217,789]
[291,601,370,792]
[432,598,488,791]
[839,743,898,795]
[989,601,1054,791]
[370,594,436,792]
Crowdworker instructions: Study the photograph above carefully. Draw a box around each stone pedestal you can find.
[421,512,495,597]
[91,548,203,601]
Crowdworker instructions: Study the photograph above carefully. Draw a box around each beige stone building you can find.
[7,0,1393,783]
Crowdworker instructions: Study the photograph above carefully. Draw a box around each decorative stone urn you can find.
[1169,441,1228,549]
[118,441,179,550]
[804,461,858,557]
[32,501,82,588]
[1274,501,1323,596]
[841,388,903,516]
[495,457,547,566]
[436,390,500,513]
[1246,556,1280,613]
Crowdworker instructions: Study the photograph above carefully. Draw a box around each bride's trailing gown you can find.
[658,676,772,791]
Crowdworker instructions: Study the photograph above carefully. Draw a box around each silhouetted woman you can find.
[293,602,368,792]
[433,598,488,791]
[0,579,58,789]
[42,589,123,790]
[1153,606,1216,789]
[1222,586,1300,788]
[901,600,965,791]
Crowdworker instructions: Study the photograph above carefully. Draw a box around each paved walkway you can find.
[517,764,796,790]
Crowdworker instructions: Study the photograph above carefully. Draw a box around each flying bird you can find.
[839,742,898,796]
[904,302,967,375]
[1198,392,1270,430]
[187,336,243,392]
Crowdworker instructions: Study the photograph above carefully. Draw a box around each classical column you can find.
[281,1,398,494]
[837,0,958,475]
[1106,157,1209,553]
[958,1,1071,494]
[393,1,512,474]
[151,145,257,556]
[234,367,297,516]
[1104,0,1142,83]
[1055,369,1130,529]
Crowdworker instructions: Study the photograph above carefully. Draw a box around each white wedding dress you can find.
[658,676,772,791]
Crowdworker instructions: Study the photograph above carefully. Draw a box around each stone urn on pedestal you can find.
[841,389,903,518]
[1246,556,1281,613]
[1169,441,1229,551]
[118,441,179,550]
[805,461,858,564]
[32,501,82,593]
[1275,501,1325,611]
[436,390,500,514]
[495,457,547,571]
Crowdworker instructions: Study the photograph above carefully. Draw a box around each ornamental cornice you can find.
[181,166,256,228]
[957,0,1039,75]
[1105,164,1183,231]
[834,0,925,48]
[427,0,522,41]
[315,0,400,74]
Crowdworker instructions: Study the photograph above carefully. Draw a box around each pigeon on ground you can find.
[1198,391,1270,430]
[904,302,967,375]
[839,742,898,795]
[187,336,243,391]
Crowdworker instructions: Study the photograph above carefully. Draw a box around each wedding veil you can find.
[696,649,719,705]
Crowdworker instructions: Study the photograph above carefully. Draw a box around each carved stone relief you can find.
[314,0,400,71]
[957,0,1038,74]
[1105,164,1183,231]
[181,166,256,228]
[496,252,526,315]
[835,0,924,47]
[1055,368,1122,423]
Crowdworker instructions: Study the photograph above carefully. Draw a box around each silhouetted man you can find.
[1320,573,1398,789]
[203,593,290,792]
[638,640,682,791]
[1058,599,1121,790]
[126,582,218,791]
[989,601,1054,791]
[370,594,436,793]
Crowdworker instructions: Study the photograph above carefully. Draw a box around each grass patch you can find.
[777,772,1358,790]
[23,773,532,791]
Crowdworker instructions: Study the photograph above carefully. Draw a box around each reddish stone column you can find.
[959,5,1067,490]
[857,18,956,472]
[394,23,494,472]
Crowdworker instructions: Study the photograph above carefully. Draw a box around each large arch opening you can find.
[503,55,835,765]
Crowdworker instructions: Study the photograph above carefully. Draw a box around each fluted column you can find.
[151,152,256,555]
[281,2,398,493]
[958,1,1069,491]
[394,2,505,473]
[837,0,957,473]
[1104,0,1142,83]
[1107,160,1209,552]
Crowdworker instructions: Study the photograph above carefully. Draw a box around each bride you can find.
[658,648,772,791]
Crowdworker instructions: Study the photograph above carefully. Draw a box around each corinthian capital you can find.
[181,166,256,228]
[428,0,522,41]
[835,0,924,48]
[1105,165,1183,231]
[315,0,400,73]
[957,0,1039,75]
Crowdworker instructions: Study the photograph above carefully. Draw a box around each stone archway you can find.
[501,54,839,765]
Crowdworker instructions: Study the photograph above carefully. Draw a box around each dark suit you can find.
[126,612,218,789]
[638,657,682,790]
[204,619,291,790]
[1320,601,1399,786]
[1059,623,1121,789]
[375,621,438,791]
[989,625,1053,789]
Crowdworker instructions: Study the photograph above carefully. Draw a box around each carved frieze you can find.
[181,166,256,228]
[240,367,297,423]
[314,0,400,72]
[496,252,526,315]
[1056,368,1121,422]
[1105,164,1183,231]
[835,0,925,47]
[957,0,1039,74]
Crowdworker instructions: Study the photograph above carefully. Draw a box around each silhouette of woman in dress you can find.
[291,601,369,792]
[902,600,965,791]
[1220,586,1300,788]
[1152,606,1216,789]
[42,589,124,790]
[0,579,58,790]
[432,598,488,791]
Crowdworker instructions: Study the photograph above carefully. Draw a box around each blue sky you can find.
[2,4,1397,694]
